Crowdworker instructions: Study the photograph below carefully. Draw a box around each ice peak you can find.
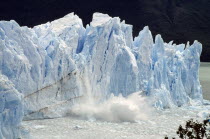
[33,12,83,36]
[142,26,149,33]
[51,12,82,25]
[91,13,112,27]
[133,26,153,48]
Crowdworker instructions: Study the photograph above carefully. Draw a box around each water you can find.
[200,62,210,100]
[22,106,209,139]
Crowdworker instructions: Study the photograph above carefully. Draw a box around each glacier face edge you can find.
[0,75,23,139]
[0,12,203,138]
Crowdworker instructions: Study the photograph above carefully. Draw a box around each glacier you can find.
[0,12,203,138]
[0,75,23,139]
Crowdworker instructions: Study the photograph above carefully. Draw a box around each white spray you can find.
[70,68,152,122]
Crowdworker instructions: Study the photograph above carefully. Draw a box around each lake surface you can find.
[22,107,209,139]
[200,62,210,100]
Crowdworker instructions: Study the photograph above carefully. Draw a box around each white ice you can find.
[0,12,205,138]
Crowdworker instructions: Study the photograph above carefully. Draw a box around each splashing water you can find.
[69,92,152,122]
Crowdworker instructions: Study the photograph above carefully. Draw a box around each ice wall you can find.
[79,13,202,108]
[80,13,138,98]
[0,13,87,121]
[0,12,203,138]
[0,75,23,139]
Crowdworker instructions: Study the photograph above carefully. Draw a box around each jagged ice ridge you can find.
[0,13,202,138]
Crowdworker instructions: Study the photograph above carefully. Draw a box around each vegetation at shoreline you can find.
[165,118,210,139]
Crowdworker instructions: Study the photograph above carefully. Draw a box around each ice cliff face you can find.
[80,13,202,108]
[0,75,23,139]
[0,12,202,138]
[0,14,86,120]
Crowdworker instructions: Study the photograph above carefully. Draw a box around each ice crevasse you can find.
[0,13,202,138]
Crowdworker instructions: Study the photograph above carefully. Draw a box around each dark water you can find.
[200,62,210,100]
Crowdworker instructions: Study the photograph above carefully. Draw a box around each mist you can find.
[69,92,152,122]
